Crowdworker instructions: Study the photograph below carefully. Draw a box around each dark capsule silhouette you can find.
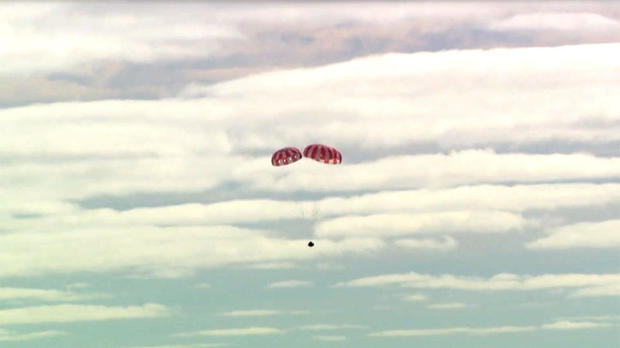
[307,241,314,247]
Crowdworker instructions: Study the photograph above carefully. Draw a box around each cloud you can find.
[5,3,620,105]
[0,5,618,345]
[316,211,526,238]
[268,280,313,288]
[489,12,620,32]
[527,220,620,249]
[0,44,619,236]
[541,320,612,330]
[0,303,169,325]
[556,315,620,322]
[249,151,620,193]
[336,272,620,296]
[370,320,615,337]
[428,302,469,310]
[4,3,618,78]
[403,294,427,302]
[313,335,347,341]
[315,183,620,216]
[370,325,536,337]
[1,44,620,200]
[0,4,244,75]
[245,262,298,270]
[12,184,619,232]
[570,284,620,298]
[219,310,307,317]
[296,324,365,331]
[62,200,304,227]
[175,327,283,337]
[182,43,620,151]
[0,287,103,302]
[220,310,280,317]
[0,329,66,342]
[394,237,458,251]
[0,225,383,278]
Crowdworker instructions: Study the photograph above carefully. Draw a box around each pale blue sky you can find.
[0,2,619,347]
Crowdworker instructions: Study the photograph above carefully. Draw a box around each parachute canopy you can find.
[303,144,342,164]
[271,147,302,166]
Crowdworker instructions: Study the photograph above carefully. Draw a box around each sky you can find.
[0,1,619,347]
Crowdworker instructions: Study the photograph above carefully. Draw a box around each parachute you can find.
[271,144,342,248]
[303,144,342,164]
[271,147,302,166]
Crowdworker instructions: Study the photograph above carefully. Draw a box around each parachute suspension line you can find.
[271,143,342,248]
[312,203,319,221]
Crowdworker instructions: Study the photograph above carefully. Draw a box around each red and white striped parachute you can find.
[303,144,342,164]
[271,147,302,166]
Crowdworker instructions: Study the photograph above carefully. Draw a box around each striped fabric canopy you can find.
[271,147,302,166]
[303,144,342,164]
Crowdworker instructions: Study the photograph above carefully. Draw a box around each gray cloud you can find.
[3,2,620,105]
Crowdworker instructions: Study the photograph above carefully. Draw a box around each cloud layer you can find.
[338,272,620,298]
[1,3,619,347]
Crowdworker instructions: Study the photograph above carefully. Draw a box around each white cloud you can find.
[0,225,383,278]
[219,310,306,317]
[316,183,620,216]
[571,284,620,298]
[395,237,458,251]
[0,44,618,224]
[0,329,66,342]
[313,335,347,341]
[428,302,469,310]
[0,287,100,302]
[175,327,283,337]
[59,200,303,227]
[0,303,169,325]
[403,294,427,302]
[268,280,313,289]
[13,183,619,233]
[210,2,504,25]
[5,148,620,205]
[527,220,620,249]
[370,325,536,337]
[3,3,617,77]
[250,151,620,193]
[0,99,231,157]
[296,324,365,331]
[0,155,235,200]
[370,320,615,337]
[337,272,620,295]
[556,315,620,322]
[489,12,620,32]
[220,310,279,317]
[0,4,244,75]
[316,211,525,238]
[245,262,298,270]
[183,43,620,151]
[0,44,619,202]
[541,320,612,330]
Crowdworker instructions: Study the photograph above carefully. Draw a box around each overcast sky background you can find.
[1,1,619,347]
